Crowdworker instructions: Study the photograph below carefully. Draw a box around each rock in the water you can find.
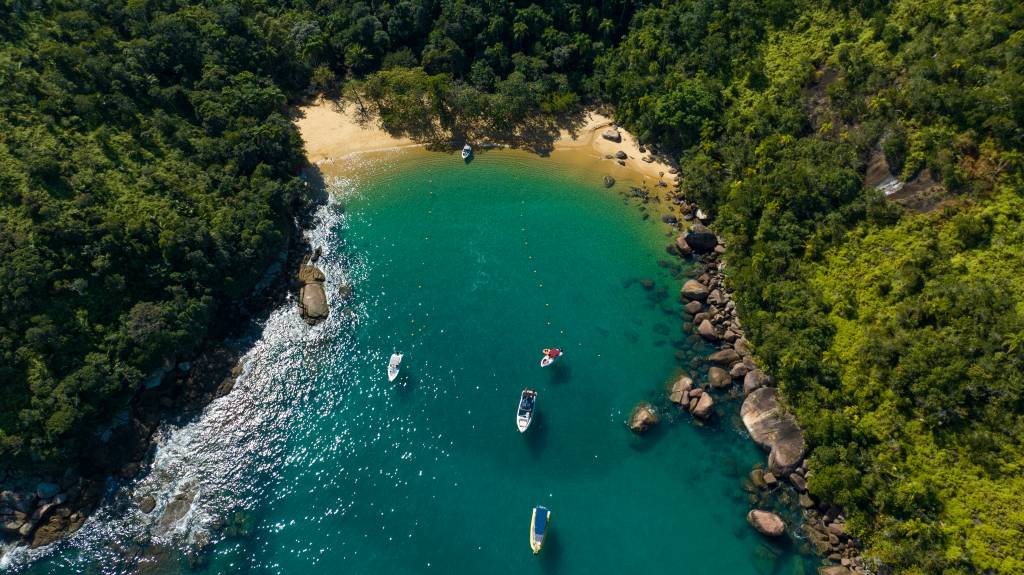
[297,264,329,325]
[747,510,786,537]
[827,521,846,537]
[698,319,719,342]
[743,369,767,395]
[674,235,693,256]
[708,367,731,388]
[730,363,749,378]
[139,495,156,514]
[1,514,25,536]
[296,264,325,284]
[735,338,752,356]
[681,280,710,301]
[789,472,808,493]
[669,376,694,404]
[614,150,628,160]
[708,348,740,366]
[299,282,328,323]
[684,300,704,315]
[818,567,852,575]
[157,491,196,533]
[692,393,714,418]
[628,402,659,433]
[602,128,622,142]
[707,289,726,306]
[603,175,615,188]
[337,282,354,301]
[763,472,778,488]
[684,223,718,254]
[799,492,815,508]
[741,387,806,476]
[30,511,70,548]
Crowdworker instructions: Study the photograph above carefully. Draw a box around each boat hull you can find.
[387,354,403,382]
[517,389,537,432]
[530,506,550,554]
[539,353,561,367]
[517,415,532,433]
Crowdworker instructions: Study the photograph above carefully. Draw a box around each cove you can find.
[11,151,812,574]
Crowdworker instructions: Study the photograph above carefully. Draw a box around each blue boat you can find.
[517,389,537,433]
[530,505,550,554]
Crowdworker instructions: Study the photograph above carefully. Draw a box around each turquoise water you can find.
[9,151,811,574]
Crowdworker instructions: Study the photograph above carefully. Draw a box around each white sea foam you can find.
[1,182,363,574]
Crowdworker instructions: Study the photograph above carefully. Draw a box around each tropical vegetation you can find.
[1,0,1022,572]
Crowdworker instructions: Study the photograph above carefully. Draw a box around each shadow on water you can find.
[524,410,549,457]
[548,363,571,385]
[626,416,670,454]
[537,528,563,574]
[394,370,419,397]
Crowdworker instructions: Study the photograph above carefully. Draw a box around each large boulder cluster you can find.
[666,212,869,574]
[1,478,88,549]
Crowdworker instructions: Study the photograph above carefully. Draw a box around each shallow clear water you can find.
[7,151,812,575]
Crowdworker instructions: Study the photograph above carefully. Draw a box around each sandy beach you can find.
[295,100,678,189]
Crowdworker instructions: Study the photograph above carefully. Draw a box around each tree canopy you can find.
[2,0,1023,572]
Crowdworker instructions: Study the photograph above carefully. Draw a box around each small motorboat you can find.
[539,348,562,367]
[461,143,472,160]
[387,353,403,382]
[530,505,550,554]
[517,389,537,433]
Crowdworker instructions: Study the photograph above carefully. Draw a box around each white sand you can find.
[295,100,678,188]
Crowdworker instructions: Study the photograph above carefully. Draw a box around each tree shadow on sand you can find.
[315,94,590,158]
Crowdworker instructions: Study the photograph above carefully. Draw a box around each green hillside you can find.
[1,1,1022,571]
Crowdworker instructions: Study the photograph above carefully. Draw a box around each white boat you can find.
[517,389,537,433]
[530,505,550,554]
[539,348,562,367]
[387,353,403,382]
[461,144,472,160]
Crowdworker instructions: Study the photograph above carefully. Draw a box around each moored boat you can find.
[461,143,472,160]
[387,353,403,382]
[530,505,550,554]
[539,348,562,367]
[517,389,537,432]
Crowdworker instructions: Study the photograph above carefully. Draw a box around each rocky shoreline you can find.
[675,249,870,574]
[600,135,876,575]
[0,174,327,557]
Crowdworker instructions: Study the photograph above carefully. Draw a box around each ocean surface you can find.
[5,151,814,574]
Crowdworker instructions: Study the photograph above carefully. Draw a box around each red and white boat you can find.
[539,348,562,367]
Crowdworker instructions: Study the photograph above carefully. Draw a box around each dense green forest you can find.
[1,0,1022,572]
[595,1,1024,572]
